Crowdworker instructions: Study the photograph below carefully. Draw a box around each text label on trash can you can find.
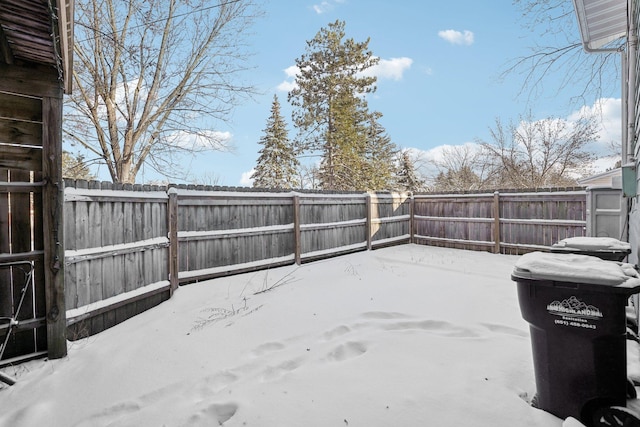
[547,296,602,330]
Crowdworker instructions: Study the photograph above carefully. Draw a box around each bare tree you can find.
[479,113,598,189]
[66,0,260,183]
[431,144,492,192]
[504,0,622,105]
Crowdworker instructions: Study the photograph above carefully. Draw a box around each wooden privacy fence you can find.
[413,189,587,254]
[61,182,587,338]
[63,182,412,338]
[63,181,170,338]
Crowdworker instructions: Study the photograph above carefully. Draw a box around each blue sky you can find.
[124,0,623,186]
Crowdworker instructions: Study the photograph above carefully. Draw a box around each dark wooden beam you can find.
[42,93,67,359]
[0,63,61,98]
[0,145,42,171]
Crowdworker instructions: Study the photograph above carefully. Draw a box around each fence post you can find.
[293,194,301,265]
[167,187,179,295]
[493,191,501,254]
[366,193,372,250]
[409,192,415,244]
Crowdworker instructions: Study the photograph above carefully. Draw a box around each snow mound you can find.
[513,251,640,288]
[552,236,631,252]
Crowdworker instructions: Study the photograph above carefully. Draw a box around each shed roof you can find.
[0,0,73,93]
[573,0,627,51]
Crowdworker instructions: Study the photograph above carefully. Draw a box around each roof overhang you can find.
[0,0,74,94]
[58,0,74,94]
[572,0,627,52]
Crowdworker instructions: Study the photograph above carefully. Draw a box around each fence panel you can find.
[413,190,587,254]
[369,193,412,247]
[63,180,170,338]
[413,194,496,251]
[175,190,296,282]
[299,194,368,260]
[499,191,586,254]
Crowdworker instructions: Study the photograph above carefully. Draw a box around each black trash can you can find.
[550,237,631,262]
[512,252,640,424]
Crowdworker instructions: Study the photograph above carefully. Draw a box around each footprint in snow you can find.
[382,319,480,338]
[262,357,305,381]
[187,401,238,426]
[200,370,239,394]
[360,311,412,320]
[326,341,368,362]
[480,323,529,338]
[251,341,286,357]
[323,325,352,340]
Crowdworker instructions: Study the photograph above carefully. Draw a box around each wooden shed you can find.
[0,0,73,366]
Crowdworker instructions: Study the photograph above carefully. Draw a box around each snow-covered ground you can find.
[0,244,637,426]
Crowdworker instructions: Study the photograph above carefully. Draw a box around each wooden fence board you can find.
[8,170,34,358]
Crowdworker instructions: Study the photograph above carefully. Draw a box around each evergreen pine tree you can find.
[362,113,397,191]
[396,150,425,192]
[252,95,300,189]
[289,20,380,190]
[62,151,96,180]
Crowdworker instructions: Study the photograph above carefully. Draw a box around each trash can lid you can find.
[551,237,631,253]
[512,251,640,290]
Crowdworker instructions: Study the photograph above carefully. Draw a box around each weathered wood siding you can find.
[0,88,47,363]
[0,170,47,362]
[413,190,587,254]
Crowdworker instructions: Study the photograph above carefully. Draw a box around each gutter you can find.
[627,0,637,164]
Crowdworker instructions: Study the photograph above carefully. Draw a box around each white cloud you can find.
[283,65,299,78]
[312,0,345,14]
[362,57,413,81]
[591,155,620,173]
[422,142,482,164]
[276,65,300,92]
[507,100,621,174]
[277,57,413,92]
[415,99,622,180]
[240,169,255,186]
[277,80,298,92]
[277,66,300,92]
[568,97,621,148]
[438,29,475,46]
[167,130,233,150]
[312,2,332,14]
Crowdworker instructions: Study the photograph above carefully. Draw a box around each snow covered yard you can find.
[0,244,621,426]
